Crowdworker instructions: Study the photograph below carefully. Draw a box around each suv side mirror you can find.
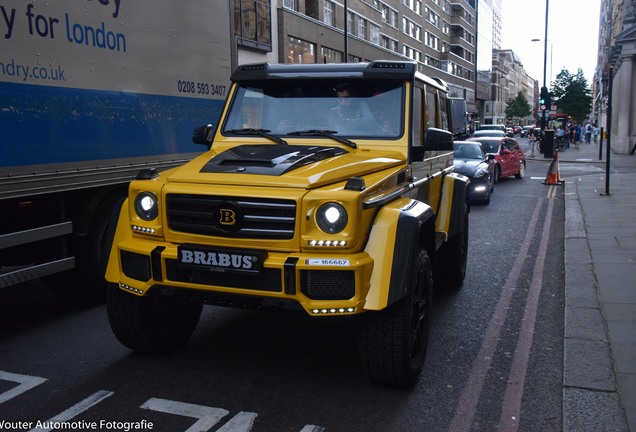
[192,124,214,146]
[423,128,453,151]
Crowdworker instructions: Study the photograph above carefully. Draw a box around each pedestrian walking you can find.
[593,124,599,143]
[585,123,593,143]
[528,128,537,156]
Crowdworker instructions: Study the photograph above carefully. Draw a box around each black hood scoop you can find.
[200,144,348,176]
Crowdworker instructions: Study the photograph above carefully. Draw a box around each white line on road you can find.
[141,397,253,432]
[0,370,47,405]
[28,390,114,432]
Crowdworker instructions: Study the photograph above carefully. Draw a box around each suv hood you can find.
[166,144,405,188]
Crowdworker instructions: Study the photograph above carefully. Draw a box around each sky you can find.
[500,0,602,87]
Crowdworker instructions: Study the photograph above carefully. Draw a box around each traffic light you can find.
[539,86,547,105]
[539,86,551,108]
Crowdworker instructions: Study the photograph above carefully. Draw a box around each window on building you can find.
[358,16,367,39]
[235,0,272,51]
[287,36,316,64]
[347,11,354,34]
[381,35,398,52]
[381,4,398,27]
[320,46,342,63]
[403,0,422,15]
[425,31,439,50]
[283,0,297,11]
[324,1,335,26]
[403,44,421,62]
[442,20,450,35]
[369,23,381,45]
[424,55,440,69]
[402,17,421,41]
[425,7,439,27]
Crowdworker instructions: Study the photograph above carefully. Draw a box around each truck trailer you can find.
[0,0,232,298]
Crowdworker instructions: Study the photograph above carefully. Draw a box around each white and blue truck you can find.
[0,0,232,298]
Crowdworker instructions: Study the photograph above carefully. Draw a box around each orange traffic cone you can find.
[543,151,564,185]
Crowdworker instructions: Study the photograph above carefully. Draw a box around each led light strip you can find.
[307,240,347,247]
[119,283,144,294]
[311,307,356,315]
[132,225,155,234]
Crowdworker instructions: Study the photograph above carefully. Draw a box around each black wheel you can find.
[436,203,469,288]
[41,192,125,303]
[515,161,526,179]
[359,247,433,387]
[106,284,202,354]
[483,189,491,205]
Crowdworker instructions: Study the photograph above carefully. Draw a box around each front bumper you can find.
[468,177,490,201]
[111,237,375,316]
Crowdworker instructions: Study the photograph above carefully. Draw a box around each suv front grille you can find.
[166,194,296,239]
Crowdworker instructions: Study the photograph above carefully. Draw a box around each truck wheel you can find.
[436,204,469,288]
[359,247,433,387]
[106,284,202,354]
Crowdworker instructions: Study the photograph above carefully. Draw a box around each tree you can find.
[550,68,593,122]
[505,91,532,122]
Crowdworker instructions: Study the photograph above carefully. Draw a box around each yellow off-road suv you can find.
[105,61,470,387]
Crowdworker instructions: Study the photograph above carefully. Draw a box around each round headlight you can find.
[134,192,159,221]
[316,202,348,234]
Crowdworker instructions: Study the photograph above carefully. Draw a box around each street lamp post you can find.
[541,0,549,132]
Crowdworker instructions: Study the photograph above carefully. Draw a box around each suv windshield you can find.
[222,79,404,139]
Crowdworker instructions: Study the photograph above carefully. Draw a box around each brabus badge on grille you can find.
[217,201,242,232]
[219,209,236,225]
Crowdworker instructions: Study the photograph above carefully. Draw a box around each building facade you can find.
[485,49,536,125]
[274,0,478,115]
[595,0,636,154]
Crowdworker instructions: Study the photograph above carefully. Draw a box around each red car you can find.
[467,137,526,183]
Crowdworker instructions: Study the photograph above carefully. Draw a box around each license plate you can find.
[177,244,266,275]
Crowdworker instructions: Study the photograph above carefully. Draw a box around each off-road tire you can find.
[358,247,433,387]
[106,284,202,354]
[436,203,469,288]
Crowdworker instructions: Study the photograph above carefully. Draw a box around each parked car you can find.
[453,141,495,204]
[476,124,506,133]
[467,137,526,183]
[472,129,506,138]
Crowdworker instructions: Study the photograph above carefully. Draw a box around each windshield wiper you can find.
[288,130,357,149]
[225,128,288,145]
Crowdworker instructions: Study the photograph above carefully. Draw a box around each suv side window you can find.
[426,89,437,129]
[413,86,423,146]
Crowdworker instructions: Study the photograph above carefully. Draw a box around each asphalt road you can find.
[0,156,594,432]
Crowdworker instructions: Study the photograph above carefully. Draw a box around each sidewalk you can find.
[528,139,635,431]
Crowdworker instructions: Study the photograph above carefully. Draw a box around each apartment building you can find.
[274,0,477,114]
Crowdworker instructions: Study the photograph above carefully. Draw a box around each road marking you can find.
[1,371,322,431]
[0,370,47,405]
[449,199,544,432]
[141,397,256,432]
[29,390,114,432]
[498,199,555,432]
